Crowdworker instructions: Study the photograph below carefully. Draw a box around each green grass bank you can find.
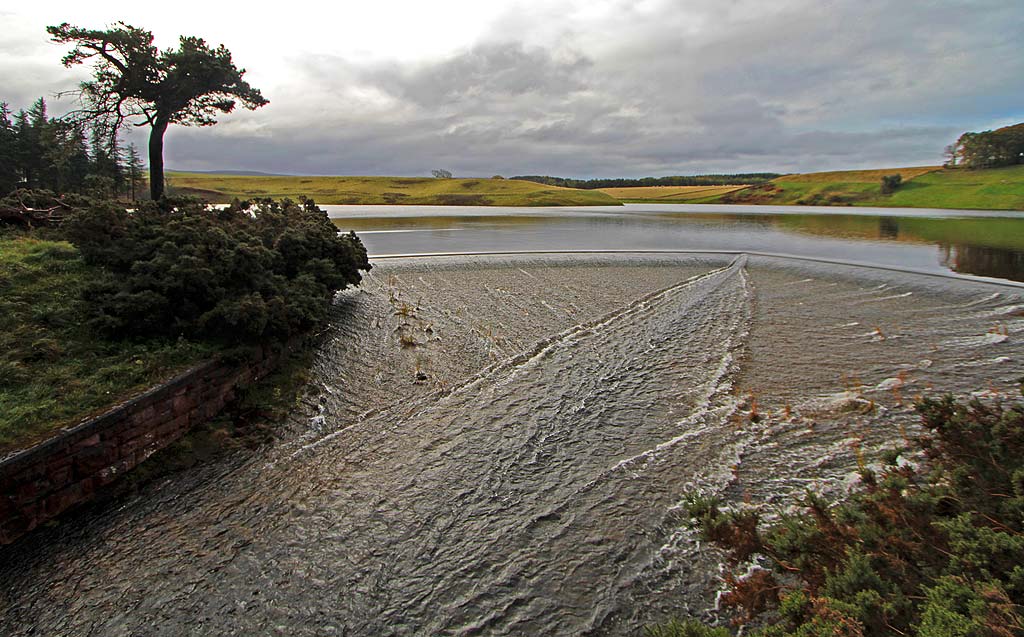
[703,165,1024,210]
[1,195,370,457]
[166,173,622,207]
[0,234,213,454]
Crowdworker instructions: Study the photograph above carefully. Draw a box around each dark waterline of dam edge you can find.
[326,203,1024,284]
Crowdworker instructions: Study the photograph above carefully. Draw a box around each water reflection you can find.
[879,217,900,239]
[941,244,1024,282]
[327,206,1024,283]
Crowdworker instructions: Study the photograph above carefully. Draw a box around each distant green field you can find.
[710,165,1024,210]
[165,173,622,207]
[872,165,1024,210]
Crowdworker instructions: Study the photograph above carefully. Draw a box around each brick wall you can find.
[0,347,280,545]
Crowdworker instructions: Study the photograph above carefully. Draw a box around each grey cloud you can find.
[110,0,1024,176]
[0,24,84,113]
[584,0,1024,127]
[368,42,592,106]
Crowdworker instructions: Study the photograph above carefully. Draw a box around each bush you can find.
[645,619,731,637]
[880,174,902,194]
[665,394,1024,636]
[65,196,370,344]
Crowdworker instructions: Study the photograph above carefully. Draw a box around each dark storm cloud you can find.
[162,0,1024,176]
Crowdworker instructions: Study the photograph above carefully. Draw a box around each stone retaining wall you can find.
[0,347,280,544]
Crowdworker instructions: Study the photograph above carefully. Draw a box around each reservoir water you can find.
[326,203,1024,284]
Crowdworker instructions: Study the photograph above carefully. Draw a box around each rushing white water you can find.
[2,254,1022,636]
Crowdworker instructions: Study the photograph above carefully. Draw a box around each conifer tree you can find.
[0,103,18,193]
[49,22,267,200]
[126,143,145,201]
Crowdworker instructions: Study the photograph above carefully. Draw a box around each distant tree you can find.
[48,22,268,201]
[16,98,49,189]
[88,127,124,197]
[12,110,33,188]
[431,169,453,179]
[510,173,782,189]
[491,175,505,179]
[0,94,150,197]
[126,143,145,201]
[880,174,902,194]
[0,103,19,193]
[50,121,92,193]
[950,123,1024,169]
[943,143,958,168]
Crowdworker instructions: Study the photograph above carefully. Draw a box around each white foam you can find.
[873,377,904,391]
[863,291,913,303]
[993,304,1024,316]
[943,332,1009,347]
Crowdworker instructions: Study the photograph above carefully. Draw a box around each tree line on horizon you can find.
[510,173,782,189]
[945,121,1024,169]
[0,97,146,200]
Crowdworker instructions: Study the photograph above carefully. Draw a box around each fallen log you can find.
[0,191,74,228]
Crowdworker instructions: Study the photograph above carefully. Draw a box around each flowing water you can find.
[2,214,1024,635]
[326,203,1024,283]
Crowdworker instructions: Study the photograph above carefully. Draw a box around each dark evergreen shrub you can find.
[66,196,370,344]
[668,394,1024,636]
[880,174,902,194]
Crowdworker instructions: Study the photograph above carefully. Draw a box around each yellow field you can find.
[165,173,621,207]
[597,185,748,202]
[773,166,941,183]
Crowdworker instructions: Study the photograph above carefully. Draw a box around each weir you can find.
[2,255,1022,635]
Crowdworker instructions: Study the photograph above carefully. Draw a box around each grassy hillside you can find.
[165,173,622,207]
[876,164,1024,210]
[164,166,1024,210]
[710,165,1024,210]
[773,166,939,183]
[597,185,747,202]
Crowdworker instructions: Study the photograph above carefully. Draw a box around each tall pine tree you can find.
[0,103,18,193]
[2,94,133,198]
[125,143,145,201]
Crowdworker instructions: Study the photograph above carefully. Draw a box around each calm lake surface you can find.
[326,203,1024,284]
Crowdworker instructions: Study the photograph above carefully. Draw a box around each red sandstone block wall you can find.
[0,347,279,545]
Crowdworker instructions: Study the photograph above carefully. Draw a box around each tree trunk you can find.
[148,118,169,200]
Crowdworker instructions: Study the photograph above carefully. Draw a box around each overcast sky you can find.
[2,0,1022,177]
